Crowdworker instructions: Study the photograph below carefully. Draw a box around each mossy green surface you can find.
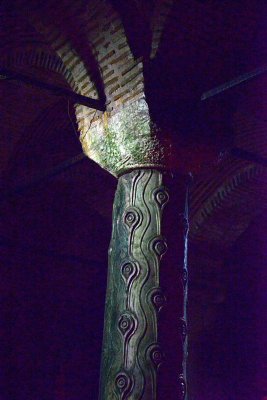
[80,99,165,176]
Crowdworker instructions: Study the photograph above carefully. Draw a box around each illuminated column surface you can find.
[99,169,189,400]
[80,100,189,400]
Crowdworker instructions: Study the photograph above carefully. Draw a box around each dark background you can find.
[0,0,267,399]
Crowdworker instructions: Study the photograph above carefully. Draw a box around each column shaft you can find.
[99,169,188,400]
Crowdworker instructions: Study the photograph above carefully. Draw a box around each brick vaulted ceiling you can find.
[0,1,267,399]
[0,0,267,250]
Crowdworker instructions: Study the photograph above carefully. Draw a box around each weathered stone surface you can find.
[100,169,168,399]
[80,99,166,176]
[99,169,189,400]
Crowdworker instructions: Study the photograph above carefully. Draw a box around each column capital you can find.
[80,98,169,177]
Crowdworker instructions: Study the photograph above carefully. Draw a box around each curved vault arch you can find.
[190,72,267,248]
[2,0,266,248]
[14,0,177,176]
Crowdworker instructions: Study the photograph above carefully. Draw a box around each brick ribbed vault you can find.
[1,0,267,398]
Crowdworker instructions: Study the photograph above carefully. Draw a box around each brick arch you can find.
[0,48,76,88]
[18,2,141,105]
[0,5,96,186]
[0,7,93,179]
[0,7,79,91]
[7,0,187,177]
[189,158,267,248]
[0,44,81,185]
[3,100,78,186]
[191,163,262,232]
[4,2,100,147]
[0,29,92,95]
[190,74,267,248]
[13,0,147,170]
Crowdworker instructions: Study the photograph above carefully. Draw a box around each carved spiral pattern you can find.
[154,187,169,208]
[147,344,164,369]
[124,207,141,229]
[125,212,135,224]
[150,288,166,312]
[151,349,163,365]
[122,262,133,278]
[118,313,136,337]
[178,374,186,400]
[152,237,168,257]
[115,372,133,399]
[116,374,128,390]
[100,170,181,400]
[121,261,139,289]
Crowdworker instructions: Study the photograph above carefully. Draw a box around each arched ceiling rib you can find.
[0,0,267,250]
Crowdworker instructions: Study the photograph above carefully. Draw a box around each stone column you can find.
[79,98,189,399]
[99,169,189,400]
